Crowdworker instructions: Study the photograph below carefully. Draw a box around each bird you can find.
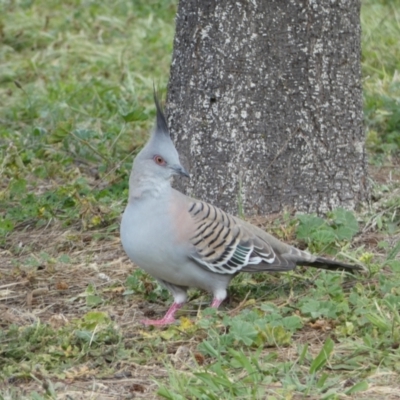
[120,92,365,326]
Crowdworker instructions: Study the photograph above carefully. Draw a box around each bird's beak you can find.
[172,165,190,178]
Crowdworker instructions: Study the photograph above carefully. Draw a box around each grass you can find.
[362,0,400,160]
[1,0,400,398]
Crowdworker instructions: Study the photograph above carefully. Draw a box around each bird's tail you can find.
[299,257,367,274]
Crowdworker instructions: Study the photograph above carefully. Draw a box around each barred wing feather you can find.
[188,201,295,274]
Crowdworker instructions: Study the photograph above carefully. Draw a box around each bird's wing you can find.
[187,200,297,274]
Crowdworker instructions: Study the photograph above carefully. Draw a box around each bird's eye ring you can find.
[153,155,166,166]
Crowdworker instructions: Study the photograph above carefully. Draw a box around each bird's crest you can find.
[153,88,169,137]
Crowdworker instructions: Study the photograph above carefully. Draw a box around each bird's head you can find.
[132,92,189,182]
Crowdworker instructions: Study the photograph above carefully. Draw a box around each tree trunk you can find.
[167,0,368,216]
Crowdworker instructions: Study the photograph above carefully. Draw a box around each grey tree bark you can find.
[167,0,368,216]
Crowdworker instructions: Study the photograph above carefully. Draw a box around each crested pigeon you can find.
[120,93,365,326]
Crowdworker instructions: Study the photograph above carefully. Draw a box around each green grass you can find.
[1,0,400,399]
[362,0,400,160]
[1,0,175,239]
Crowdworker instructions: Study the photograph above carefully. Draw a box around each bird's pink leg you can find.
[210,298,223,308]
[141,302,183,326]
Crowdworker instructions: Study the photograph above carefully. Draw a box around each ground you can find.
[1,162,400,399]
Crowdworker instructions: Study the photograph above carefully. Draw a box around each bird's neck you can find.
[128,171,172,201]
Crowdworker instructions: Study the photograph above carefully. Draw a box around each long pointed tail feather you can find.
[299,257,367,274]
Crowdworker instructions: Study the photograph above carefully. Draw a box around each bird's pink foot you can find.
[141,316,177,326]
[141,302,183,326]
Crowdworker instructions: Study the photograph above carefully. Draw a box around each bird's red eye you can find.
[154,155,166,166]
